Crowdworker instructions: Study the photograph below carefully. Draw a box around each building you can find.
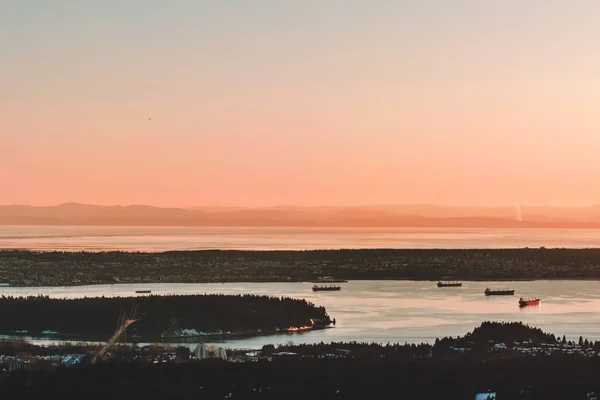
[195,344,208,360]
[194,344,227,361]
[9,360,29,372]
[214,348,228,361]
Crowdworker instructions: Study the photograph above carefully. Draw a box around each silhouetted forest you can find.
[263,321,600,361]
[438,321,557,347]
[4,248,600,286]
[1,322,599,398]
[262,340,434,360]
[0,294,331,339]
[2,355,600,399]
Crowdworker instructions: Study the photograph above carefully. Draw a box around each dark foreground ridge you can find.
[0,294,332,339]
[3,248,600,286]
[2,322,600,399]
[7,357,600,399]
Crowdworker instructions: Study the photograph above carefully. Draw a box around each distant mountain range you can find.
[2,203,600,228]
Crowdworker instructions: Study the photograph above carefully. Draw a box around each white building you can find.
[215,347,228,361]
[195,344,227,361]
[195,344,208,360]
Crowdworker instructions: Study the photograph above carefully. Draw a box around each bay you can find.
[2,280,600,349]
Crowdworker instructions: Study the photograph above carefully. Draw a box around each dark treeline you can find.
[3,248,600,286]
[262,341,433,359]
[0,322,568,361]
[2,355,600,399]
[262,321,600,361]
[2,322,599,398]
[0,294,330,338]
[437,321,557,347]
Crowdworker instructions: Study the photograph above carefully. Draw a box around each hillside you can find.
[3,203,600,227]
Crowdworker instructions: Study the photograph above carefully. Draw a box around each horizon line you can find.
[2,202,600,209]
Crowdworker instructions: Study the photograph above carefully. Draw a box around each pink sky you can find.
[2,1,600,207]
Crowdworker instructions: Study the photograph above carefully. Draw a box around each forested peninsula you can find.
[0,294,332,339]
[2,248,600,286]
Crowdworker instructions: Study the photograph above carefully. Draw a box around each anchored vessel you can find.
[519,297,541,307]
[312,285,341,292]
[437,281,462,287]
[484,288,516,296]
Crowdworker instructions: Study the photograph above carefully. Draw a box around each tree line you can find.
[0,294,331,339]
[2,354,600,399]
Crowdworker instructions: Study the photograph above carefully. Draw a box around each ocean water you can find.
[2,226,600,349]
[2,280,600,349]
[1,225,600,251]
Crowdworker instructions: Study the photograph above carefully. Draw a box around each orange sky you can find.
[2,1,600,207]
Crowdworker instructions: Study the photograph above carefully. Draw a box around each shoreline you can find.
[0,321,594,354]
[0,294,332,342]
[5,276,600,288]
[4,248,600,286]
[2,325,334,344]
[3,246,600,253]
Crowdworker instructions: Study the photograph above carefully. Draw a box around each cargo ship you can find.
[484,288,516,296]
[312,285,341,292]
[519,297,541,307]
[437,281,462,287]
[135,290,152,294]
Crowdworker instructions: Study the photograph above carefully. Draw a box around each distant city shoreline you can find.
[3,248,600,287]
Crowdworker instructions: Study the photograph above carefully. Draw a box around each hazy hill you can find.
[1,203,600,227]
[0,203,204,226]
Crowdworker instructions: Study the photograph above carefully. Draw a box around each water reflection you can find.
[4,226,600,251]
[518,305,542,314]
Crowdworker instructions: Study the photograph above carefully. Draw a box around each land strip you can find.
[2,248,600,286]
[2,322,600,399]
[0,294,331,339]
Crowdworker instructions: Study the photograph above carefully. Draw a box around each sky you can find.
[2,0,600,207]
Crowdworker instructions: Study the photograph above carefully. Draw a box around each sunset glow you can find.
[3,1,600,207]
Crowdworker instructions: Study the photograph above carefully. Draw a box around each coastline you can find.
[0,294,333,341]
[4,248,600,287]
[2,325,334,343]
[6,277,600,288]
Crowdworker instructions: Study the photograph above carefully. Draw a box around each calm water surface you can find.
[2,226,600,251]
[2,280,600,349]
